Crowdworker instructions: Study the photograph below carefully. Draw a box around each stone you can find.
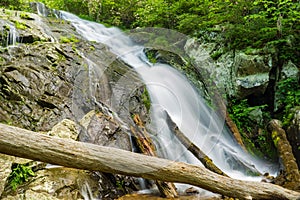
[281,61,299,79]
[184,38,274,99]
[0,154,15,196]
[47,119,80,140]
[248,107,263,125]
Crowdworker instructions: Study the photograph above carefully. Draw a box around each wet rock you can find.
[78,110,139,199]
[184,187,200,195]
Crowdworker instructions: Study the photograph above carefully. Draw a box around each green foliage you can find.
[0,0,31,11]
[3,0,298,65]
[20,12,32,20]
[8,163,35,190]
[116,180,125,191]
[145,50,157,64]
[228,99,277,160]
[277,77,300,126]
[228,99,266,133]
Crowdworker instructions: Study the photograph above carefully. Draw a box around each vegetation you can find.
[1,0,298,64]
[59,35,79,43]
[276,77,300,126]
[0,0,31,11]
[228,99,277,160]
[8,163,35,190]
[141,86,151,112]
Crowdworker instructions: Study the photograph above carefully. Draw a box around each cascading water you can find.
[7,25,18,46]
[0,22,19,47]
[58,10,279,194]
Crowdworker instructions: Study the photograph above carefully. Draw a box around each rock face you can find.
[0,6,146,199]
[184,38,298,101]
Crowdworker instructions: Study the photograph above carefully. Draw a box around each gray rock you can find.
[0,154,15,196]
[248,107,263,125]
[281,61,299,79]
[185,38,274,99]
[47,119,80,140]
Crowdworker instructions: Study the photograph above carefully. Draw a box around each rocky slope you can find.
[0,7,148,199]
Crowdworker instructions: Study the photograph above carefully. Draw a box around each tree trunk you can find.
[267,119,300,191]
[165,111,228,177]
[131,114,178,198]
[0,123,299,200]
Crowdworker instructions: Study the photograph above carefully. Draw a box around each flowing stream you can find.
[56,10,279,195]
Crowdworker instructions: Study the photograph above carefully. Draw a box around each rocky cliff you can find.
[0,7,148,199]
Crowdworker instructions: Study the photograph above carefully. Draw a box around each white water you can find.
[59,11,279,192]
[1,23,19,47]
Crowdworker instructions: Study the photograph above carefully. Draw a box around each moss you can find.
[19,12,32,20]
[59,35,79,43]
[8,163,35,191]
[145,50,157,64]
[4,24,10,31]
[272,131,280,148]
[14,21,27,30]
[141,87,151,112]
[89,45,95,51]
[210,50,223,60]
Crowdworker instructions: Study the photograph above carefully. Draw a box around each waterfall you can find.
[58,11,279,192]
[0,22,19,47]
[8,25,18,46]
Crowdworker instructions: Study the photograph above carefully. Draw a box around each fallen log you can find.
[0,123,299,200]
[131,114,178,198]
[165,111,228,177]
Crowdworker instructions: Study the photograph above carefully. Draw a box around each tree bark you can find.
[267,119,300,191]
[165,111,229,177]
[131,114,178,198]
[0,123,299,200]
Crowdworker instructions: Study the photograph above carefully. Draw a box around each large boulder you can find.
[184,38,274,99]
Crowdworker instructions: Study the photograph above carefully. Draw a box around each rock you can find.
[184,38,274,100]
[248,107,263,125]
[0,154,15,196]
[184,187,200,195]
[47,119,80,140]
[79,110,132,150]
[2,168,97,200]
[281,61,299,79]
[0,5,148,198]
